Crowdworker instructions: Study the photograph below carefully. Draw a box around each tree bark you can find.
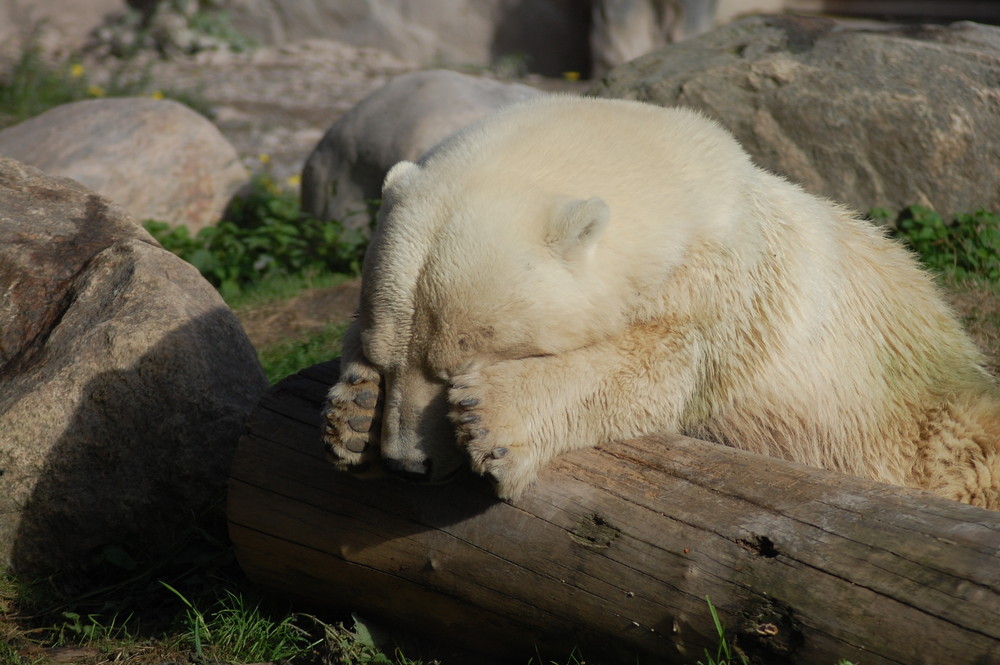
[228,360,1000,665]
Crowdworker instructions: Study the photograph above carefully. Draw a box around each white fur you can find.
[322,96,1000,508]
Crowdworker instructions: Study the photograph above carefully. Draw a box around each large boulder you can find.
[590,0,718,74]
[0,97,248,233]
[301,69,544,230]
[0,0,124,64]
[0,156,269,581]
[591,16,1000,216]
[220,0,591,76]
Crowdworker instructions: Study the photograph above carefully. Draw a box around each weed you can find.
[258,322,348,383]
[99,1,258,59]
[527,645,586,664]
[0,46,95,127]
[0,41,213,129]
[695,598,856,665]
[697,598,748,665]
[54,610,134,647]
[146,174,367,300]
[871,205,1000,282]
[162,583,315,662]
[301,613,439,665]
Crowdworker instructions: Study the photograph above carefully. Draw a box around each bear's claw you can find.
[322,358,383,473]
[448,372,538,500]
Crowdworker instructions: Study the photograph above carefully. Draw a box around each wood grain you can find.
[228,360,1000,664]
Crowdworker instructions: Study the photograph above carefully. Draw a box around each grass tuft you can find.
[258,322,348,383]
[162,583,315,662]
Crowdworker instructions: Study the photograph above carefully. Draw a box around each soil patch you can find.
[236,278,360,349]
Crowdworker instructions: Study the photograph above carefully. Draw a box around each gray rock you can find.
[0,97,248,233]
[220,0,590,76]
[0,156,268,580]
[301,69,544,230]
[0,0,123,64]
[591,16,1000,216]
[590,0,719,74]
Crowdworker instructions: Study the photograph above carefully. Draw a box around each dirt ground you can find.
[236,278,361,349]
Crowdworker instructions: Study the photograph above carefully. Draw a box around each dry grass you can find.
[943,278,1000,375]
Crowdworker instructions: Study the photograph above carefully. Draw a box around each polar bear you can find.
[321,95,1000,509]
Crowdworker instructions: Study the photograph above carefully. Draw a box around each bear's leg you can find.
[911,399,1000,510]
[448,330,697,499]
[321,319,384,475]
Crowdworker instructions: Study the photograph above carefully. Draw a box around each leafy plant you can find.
[872,205,1000,281]
[145,174,367,300]
[302,613,437,665]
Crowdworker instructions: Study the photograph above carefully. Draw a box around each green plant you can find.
[187,7,258,53]
[0,41,213,129]
[145,174,367,299]
[0,47,93,127]
[304,613,436,665]
[226,269,354,310]
[693,598,857,665]
[162,583,315,662]
[527,646,586,664]
[54,610,134,647]
[258,322,348,383]
[873,205,1000,282]
[697,598,748,665]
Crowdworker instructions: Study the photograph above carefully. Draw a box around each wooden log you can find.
[227,360,1000,665]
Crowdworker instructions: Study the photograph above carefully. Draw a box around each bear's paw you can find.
[322,358,383,475]
[448,368,541,500]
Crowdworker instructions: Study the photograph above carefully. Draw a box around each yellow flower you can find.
[563,71,581,82]
[150,90,165,100]
[258,153,271,164]
[286,174,301,188]
[87,84,106,97]
[69,63,85,78]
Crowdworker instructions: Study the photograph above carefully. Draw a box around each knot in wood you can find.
[570,513,619,548]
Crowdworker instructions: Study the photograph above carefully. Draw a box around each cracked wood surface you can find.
[227,360,1000,664]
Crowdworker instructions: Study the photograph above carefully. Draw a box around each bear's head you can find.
[347,97,753,486]
[356,154,628,484]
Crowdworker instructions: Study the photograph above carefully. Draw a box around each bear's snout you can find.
[382,456,433,482]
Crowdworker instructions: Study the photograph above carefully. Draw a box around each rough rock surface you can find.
[143,38,417,186]
[0,156,269,580]
[301,69,544,230]
[590,0,719,73]
[591,15,1000,216]
[0,0,123,64]
[0,97,248,233]
[219,0,591,77]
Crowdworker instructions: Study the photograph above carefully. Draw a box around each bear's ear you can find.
[382,160,420,193]
[547,197,610,263]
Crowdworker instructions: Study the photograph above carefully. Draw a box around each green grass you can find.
[0,43,213,130]
[258,322,349,383]
[225,268,354,311]
[695,598,856,665]
[162,583,316,662]
[697,598,746,665]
